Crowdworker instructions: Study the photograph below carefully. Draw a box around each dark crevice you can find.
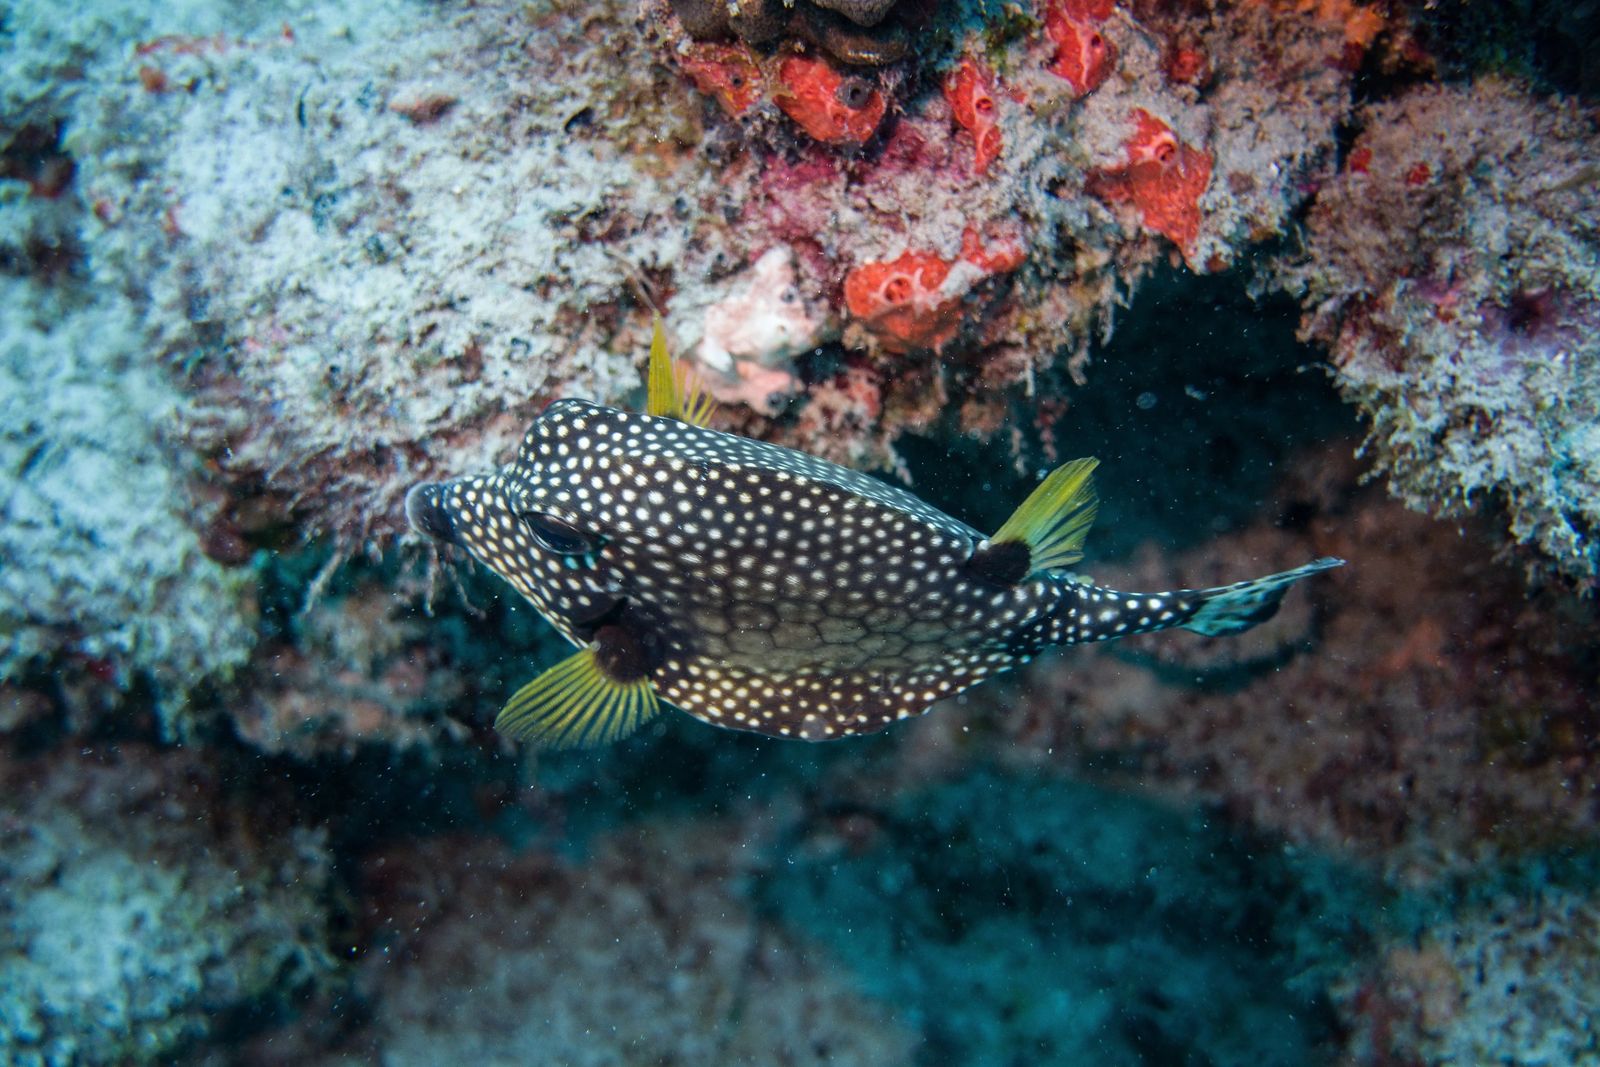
[0,121,75,198]
[1400,0,1600,97]
[898,265,1357,561]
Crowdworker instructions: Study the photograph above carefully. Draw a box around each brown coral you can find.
[666,0,910,65]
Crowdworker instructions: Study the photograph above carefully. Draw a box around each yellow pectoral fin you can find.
[645,314,716,427]
[990,457,1100,575]
[496,646,661,749]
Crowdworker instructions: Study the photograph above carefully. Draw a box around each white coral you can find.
[692,247,828,414]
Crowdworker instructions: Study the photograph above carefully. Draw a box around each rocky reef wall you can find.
[3,0,1598,1063]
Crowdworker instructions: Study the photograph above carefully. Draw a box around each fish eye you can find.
[519,511,599,555]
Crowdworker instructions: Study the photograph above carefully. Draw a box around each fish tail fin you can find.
[646,315,716,427]
[988,458,1099,577]
[1043,557,1343,646]
[1181,557,1345,637]
[496,645,662,749]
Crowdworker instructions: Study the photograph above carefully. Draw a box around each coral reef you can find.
[234,572,466,757]
[664,0,912,67]
[208,756,1380,1066]
[1085,109,1213,265]
[842,227,1026,354]
[0,745,337,1065]
[11,0,722,553]
[5,0,1375,558]
[994,442,1599,874]
[224,550,583,758]
[1043,0,1117,97]
[773,54,889,143]
[1340,868,1600,1066]
[677,42,766,117]
[0,276,256,725]
[943,56,1003,177]
[315,818,918,1065]
[6,0,1600,1064]
[1275,79,1600,590]
[644,0,1367,432]
[679,245,826,414]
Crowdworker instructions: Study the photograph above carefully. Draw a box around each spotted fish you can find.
[405,321,1343,747]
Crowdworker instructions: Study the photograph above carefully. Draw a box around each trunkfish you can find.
[405,321,1343,748]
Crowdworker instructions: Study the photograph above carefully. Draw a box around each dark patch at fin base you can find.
[496,645,661,749]
[990,458,1099,577]
[592,622,659,682]
[965,539,1032,586]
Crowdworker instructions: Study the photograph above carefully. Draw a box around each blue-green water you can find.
[4,1,1598,1064]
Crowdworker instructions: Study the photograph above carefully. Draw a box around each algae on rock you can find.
[1277,80,1600,590]
[0,277,256,725]
[0,747,338,1065]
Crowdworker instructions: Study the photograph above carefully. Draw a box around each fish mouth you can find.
[405,482,456,544]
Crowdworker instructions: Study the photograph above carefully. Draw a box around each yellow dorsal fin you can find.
[496,646,661,749]
[990,457,1100,575]
[645,315,676,417]
[645,315,716,427]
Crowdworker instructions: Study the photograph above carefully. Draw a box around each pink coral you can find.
[842,227,1026,353]
[1043,0,1116,96]
[694,247,823,414]
[958,226,1026,274]
[1162,42,1210,86]
[1064,0,1114,16]
[1085,109,1212,264]
[843,249,961,352]
[678,43,764,117]
[774,55,887,144]
[943,57,1003,176]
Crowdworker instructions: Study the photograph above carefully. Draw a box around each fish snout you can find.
[405,482,456,544]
